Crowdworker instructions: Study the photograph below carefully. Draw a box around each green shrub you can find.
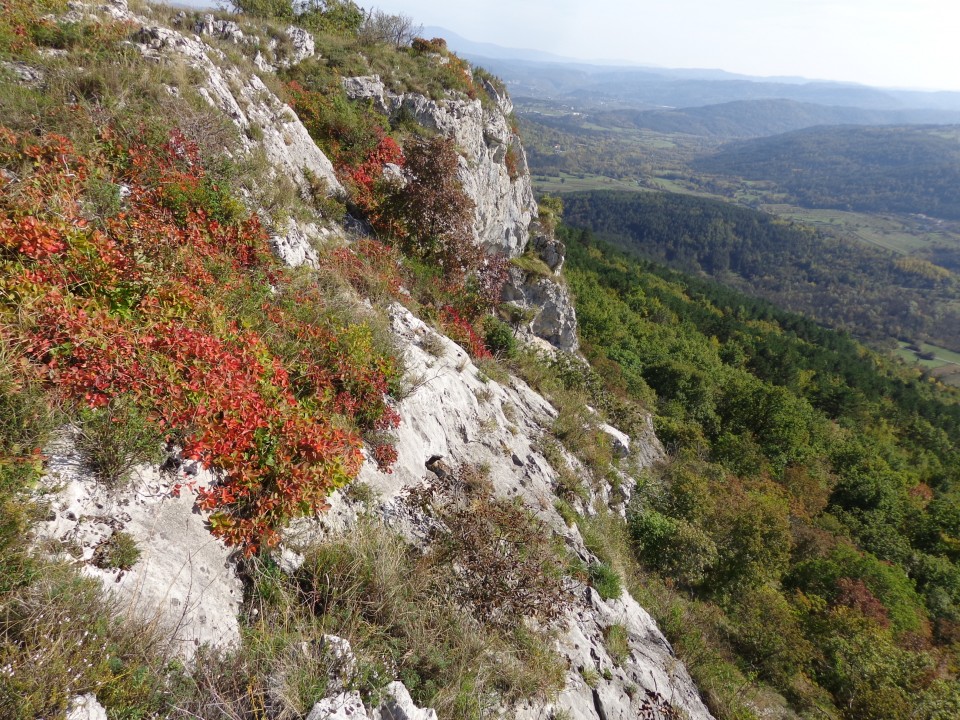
[554,499,579,527]
[588,561,622,600]
[483,316,517,359]
[603,623,630,665]
[229,0,294,20]
[0,566,172,719]
[504,144,521,181]
[727,586,814,687]
[0,344,60,589]
[92,531,141,571]
[629,509,718,588]
[538,194,564,234]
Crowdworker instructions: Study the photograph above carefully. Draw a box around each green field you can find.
[895,341,960,387]
[760,204,960,256]
[532,172,643,194]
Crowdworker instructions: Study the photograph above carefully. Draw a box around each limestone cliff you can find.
[340,72,579,352]
[341,74,536,258]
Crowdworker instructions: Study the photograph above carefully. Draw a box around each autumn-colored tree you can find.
[394,136,479,274]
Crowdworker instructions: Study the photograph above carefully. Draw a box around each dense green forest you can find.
[562,227,960,719]
[696,125,960,219]
[561,190,960,352]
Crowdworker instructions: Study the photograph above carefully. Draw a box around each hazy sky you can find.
[366,0,960,91]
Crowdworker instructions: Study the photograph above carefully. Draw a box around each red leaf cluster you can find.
[0,127,400,554]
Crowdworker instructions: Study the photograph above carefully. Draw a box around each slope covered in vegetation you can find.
[562,226,960,719]
[0,1,574,717]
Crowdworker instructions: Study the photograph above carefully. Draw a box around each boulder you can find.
[372,682,438,720]
[284,25,315,65]
[193,14,245,44]
[306,692,368,720]
[600,423,631,459]
[502,267,580,353]
[532,232,566,273]
[67,694,108,720]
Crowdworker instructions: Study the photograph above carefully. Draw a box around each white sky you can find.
[367,0,960,91]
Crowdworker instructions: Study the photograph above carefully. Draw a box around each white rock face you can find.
[306,692,368,720]
[36,434,242,660]
[342,305,699,720]
[67,694,108,720]
[283,25,316,66]
[600,423,632,459]
[125,4,343,267]
[503,266,580,353]
[534,588,713,720]
[133,24,339,196]
[192,13,245,44]
[355,304,572,520]
[372,682,439,720]
[341,76,537,258]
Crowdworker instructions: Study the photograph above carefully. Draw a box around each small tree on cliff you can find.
[394,135,480,274]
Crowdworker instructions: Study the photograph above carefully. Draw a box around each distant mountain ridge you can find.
[422,28,960,114]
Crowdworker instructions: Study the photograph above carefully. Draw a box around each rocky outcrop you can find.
[67,694,108,720]
[120,1,343,267]
[532,226,567,273]
[306,692,368,720]
[372,682,439,720]
[36,432,242,660]
[341,72,579,351]
[1,60,45,86]
[304,683,437,720]
[186,12,316,70]
[301,638,437,720]
[132,24,339,195]
[503,265,580,354]
[341,75,537,258]
[537,588,712,720]
[307,305,706,720]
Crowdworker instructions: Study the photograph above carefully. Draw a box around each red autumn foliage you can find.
[0,127,400,554]
[439,306,491,360]
[835,577,891,629]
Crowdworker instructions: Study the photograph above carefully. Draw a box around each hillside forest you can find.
[562,226,960,720]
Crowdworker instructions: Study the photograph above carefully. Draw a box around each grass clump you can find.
[0,339,63,595]
[91,530,141,571]
[588,561,622,601]
[0,565,175,719]
[603,623,630,665]
[74,397,164,489]
[510,250,554,279]
[294,515,567,717]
